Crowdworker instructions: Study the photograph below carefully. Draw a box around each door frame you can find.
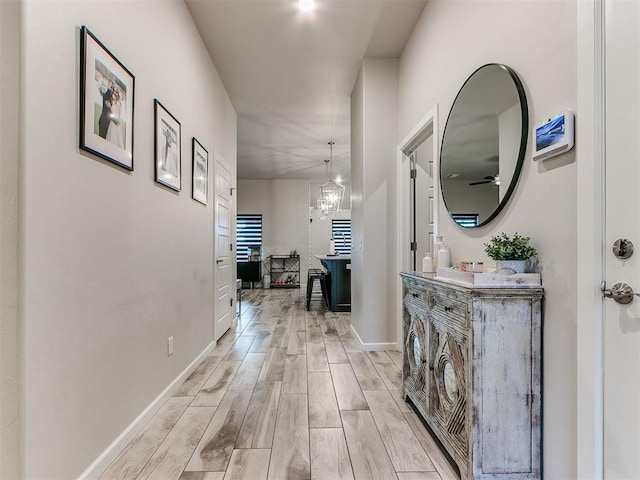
[576,0,605,477]
[396,103,439,349]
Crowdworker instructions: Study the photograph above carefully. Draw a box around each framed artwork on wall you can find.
[192,138,209,205]
[154,99,181,191]
[79,26,135,170]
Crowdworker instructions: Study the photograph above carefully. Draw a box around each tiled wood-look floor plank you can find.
[268,393,310,480]
[223,335,256,361]
[191,361,242,407]
[367,350,393,364]
[179,471,225,480]
[258,347,287,382]
[306,342,329,372]
[386,350,403,370]
[403,412,459,480]
[136,406,216,480]
[363,390,434,472]
[175,355,223,396]
[306,324,323,343]
[373,362,412,413]
[329,363,368,411]
[282,354,308,394]
[324,337,349,364]
[287,330,307,355]
[396,473,442,480]
[228,352,266,391]
[310,428,354,480]
[223,449,271,480]
[236,380,282,448]
[347,352,386,390]
[249,331,274,352]
[308,371,341,428]
[99,397,192,480]
[341,410,398,480]
[185,391,252,472]
[319,316,340,338]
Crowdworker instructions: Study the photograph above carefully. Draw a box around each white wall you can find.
[0,1,20,478]
[237,179,310,285]
[20,1,237,478]
[351,59,399,347]
[398,1,577,478]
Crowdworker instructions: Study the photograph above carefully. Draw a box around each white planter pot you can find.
[495,260,527,274]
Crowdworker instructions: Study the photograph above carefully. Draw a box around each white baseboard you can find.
[350,324,400,351]
[77,339,217,480]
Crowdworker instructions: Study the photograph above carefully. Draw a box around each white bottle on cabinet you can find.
[433,235,445,269]
[329,238,336,255]
[437,245,452,269]
[422,253,434,273]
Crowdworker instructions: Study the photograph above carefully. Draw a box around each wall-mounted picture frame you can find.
[192,138,209,205]
[79,26,135,170]
[154,99,181,191]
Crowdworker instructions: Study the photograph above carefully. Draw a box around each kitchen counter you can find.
[314,255,351,312]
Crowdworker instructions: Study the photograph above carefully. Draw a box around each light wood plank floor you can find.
[100,289,458,480]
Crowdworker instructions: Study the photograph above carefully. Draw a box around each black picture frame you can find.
[79,26,135,170]
[192,138,208,205]
[154,99,182,192]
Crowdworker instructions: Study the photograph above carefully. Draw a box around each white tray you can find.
[435,267,541,288]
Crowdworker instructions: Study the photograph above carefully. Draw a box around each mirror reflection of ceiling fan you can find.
[469,175,500,186]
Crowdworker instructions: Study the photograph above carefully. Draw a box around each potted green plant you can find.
[484,232,537,273]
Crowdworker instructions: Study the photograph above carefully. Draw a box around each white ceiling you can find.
[185,0,428,183]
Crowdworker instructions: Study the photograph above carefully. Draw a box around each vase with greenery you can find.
[484,232,537,273]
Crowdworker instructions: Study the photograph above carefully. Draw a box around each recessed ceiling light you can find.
[298,0,315,11]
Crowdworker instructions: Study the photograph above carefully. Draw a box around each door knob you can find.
[601,282,640,304]
[216,259,224,264]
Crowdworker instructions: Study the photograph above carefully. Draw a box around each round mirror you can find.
[443,362,459,401]
[413,336,421,366]
[440,64,528,228]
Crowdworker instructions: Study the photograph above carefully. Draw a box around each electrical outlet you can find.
[167,336,174,356]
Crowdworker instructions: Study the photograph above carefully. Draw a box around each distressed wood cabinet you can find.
[400,272,542,480]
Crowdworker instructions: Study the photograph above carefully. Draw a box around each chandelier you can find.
[317,141,345,218]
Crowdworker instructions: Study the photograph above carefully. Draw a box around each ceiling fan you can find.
[469,175,500,186]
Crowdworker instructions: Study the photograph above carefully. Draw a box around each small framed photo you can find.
[79,26,135,170]
[154,99,181,191]
[192,138,209,205]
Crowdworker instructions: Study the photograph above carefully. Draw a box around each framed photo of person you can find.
[192,138,208,205]
[154,99,181,191]
[79,26,135,170]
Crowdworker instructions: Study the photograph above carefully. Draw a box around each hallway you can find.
[98,289,457,480]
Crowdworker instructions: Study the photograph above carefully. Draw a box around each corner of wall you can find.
[0,0,21,478]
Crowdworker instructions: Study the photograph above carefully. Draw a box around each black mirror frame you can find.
[440,63,529,228]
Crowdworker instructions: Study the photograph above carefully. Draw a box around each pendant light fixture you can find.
[317,141,345,218]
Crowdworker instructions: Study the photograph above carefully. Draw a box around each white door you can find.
[603,1,640,476]
[410,136,435,271]
[214,153,232,341]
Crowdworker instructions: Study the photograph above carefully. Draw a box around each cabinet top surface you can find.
[401,271,543,295]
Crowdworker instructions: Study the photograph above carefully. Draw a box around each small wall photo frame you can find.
[79,26,135,170]
[154,99,181,191]
[192,138,209,205]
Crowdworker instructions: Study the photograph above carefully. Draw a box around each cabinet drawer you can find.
[428,292,469,340]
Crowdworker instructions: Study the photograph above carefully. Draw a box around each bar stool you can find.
[306,269,328,311]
